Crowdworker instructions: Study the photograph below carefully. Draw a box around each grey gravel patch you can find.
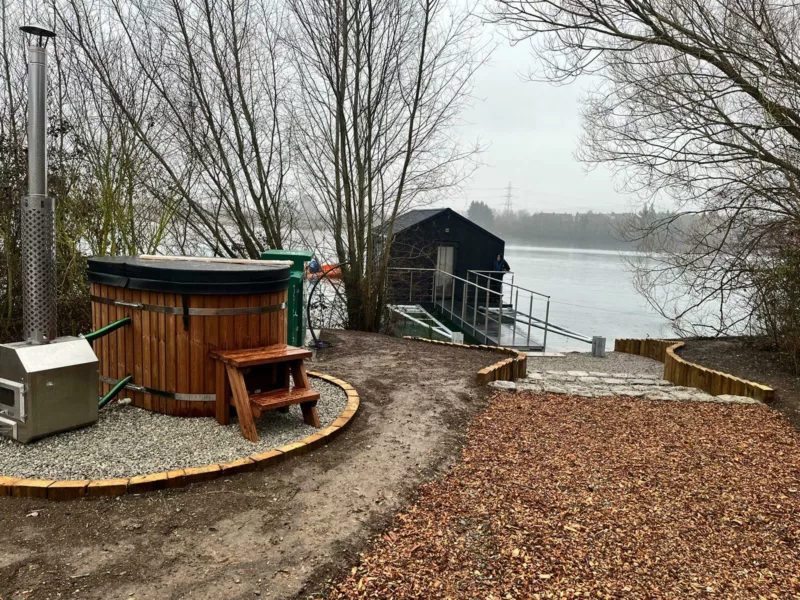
[715,394,760,405]
[646,392,674,401]
[510,367,763,406]
[0,378,348,480]
[529,351,664,378]
[516,383,543,392]
[488,380,516,390]
[614,389,646,397]
[544,386,568,394]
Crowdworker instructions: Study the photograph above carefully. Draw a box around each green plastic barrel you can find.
[260,249,314,347]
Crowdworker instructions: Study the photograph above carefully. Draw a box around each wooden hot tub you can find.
[87,256,291,417]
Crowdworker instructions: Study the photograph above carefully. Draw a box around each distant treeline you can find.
[465,202,636,250]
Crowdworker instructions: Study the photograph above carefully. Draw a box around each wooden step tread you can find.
[249,387,320,411]
[211,344,312,367]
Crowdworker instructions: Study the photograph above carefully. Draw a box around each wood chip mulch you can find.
[328,393,800,599]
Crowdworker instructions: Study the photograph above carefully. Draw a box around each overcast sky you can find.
[451,35,641,215]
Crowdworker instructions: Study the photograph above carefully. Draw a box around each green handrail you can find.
[84,316,131,343]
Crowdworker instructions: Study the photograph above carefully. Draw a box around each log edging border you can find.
[402,336,527,384]
[614,338,774,402]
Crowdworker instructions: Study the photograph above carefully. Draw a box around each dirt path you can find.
[329,391,800,599]
[0,332,496,600]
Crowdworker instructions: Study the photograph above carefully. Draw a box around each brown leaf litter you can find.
[328,392,800,599]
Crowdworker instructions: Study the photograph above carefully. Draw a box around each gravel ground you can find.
[528,350,664,378]
[0,377,346,480]
[329,392,800,599]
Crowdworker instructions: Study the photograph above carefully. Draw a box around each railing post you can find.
[484,284,490,342]
[473,284,478,334]
[499,295,503,346]
[512,288,518,346]
[461,279,467,326]
[527,295,533,348]
[409,271,413,303]
[450,276,455,316]
[543,298,551,352]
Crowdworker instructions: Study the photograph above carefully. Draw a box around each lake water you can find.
[503,246,673,352]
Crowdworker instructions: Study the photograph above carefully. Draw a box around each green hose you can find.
[99,375,132,409]
[84,316,131,343]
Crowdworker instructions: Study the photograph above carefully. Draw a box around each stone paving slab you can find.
[489,371,760,405]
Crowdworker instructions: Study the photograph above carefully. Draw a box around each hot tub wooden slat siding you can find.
[91,286,289,417]
[165,292,177,414]
[132,286,144,408]
[88,256,291,418]
[176,293,191,413]
[100,285,110,397]
[125,287,135,400]
[203,295,219,417]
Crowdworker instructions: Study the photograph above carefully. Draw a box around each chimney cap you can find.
[20,24,56,41]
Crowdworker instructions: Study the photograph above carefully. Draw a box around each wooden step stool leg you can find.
[300,402,320,427]
[290,360,310,389]
[277,363,291,413]
[291,360,320,427]
[225,364,259,442]
[215,360,230,425]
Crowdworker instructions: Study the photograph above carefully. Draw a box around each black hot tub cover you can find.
[87,256,291,295]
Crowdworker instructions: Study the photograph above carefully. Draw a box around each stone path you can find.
[490,370,761,404]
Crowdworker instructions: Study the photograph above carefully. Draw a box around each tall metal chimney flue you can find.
[20,25,57,345]
[0,24,99,443]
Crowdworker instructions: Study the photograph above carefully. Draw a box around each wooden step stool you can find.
[210,344,321,442]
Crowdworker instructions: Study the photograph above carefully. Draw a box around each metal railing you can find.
[387,267,605,354]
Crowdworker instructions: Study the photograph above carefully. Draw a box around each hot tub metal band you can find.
[99,375,215,402]
[90,296,286,316]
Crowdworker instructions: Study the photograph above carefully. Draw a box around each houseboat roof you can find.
[391,207,504,242]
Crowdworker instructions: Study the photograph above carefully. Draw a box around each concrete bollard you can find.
[591,336,607,357]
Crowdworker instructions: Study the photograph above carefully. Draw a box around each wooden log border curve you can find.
[0,372,359,501]
[402,336,527,384]
[614,338,774,403]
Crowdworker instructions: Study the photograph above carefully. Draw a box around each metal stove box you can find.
[0,336,98,443]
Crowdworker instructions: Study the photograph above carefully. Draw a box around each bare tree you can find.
[63,54,177,256]
[493,0,800,337]
[58,0,295,257]
[0,0,27,324]
[288,0,486,331]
